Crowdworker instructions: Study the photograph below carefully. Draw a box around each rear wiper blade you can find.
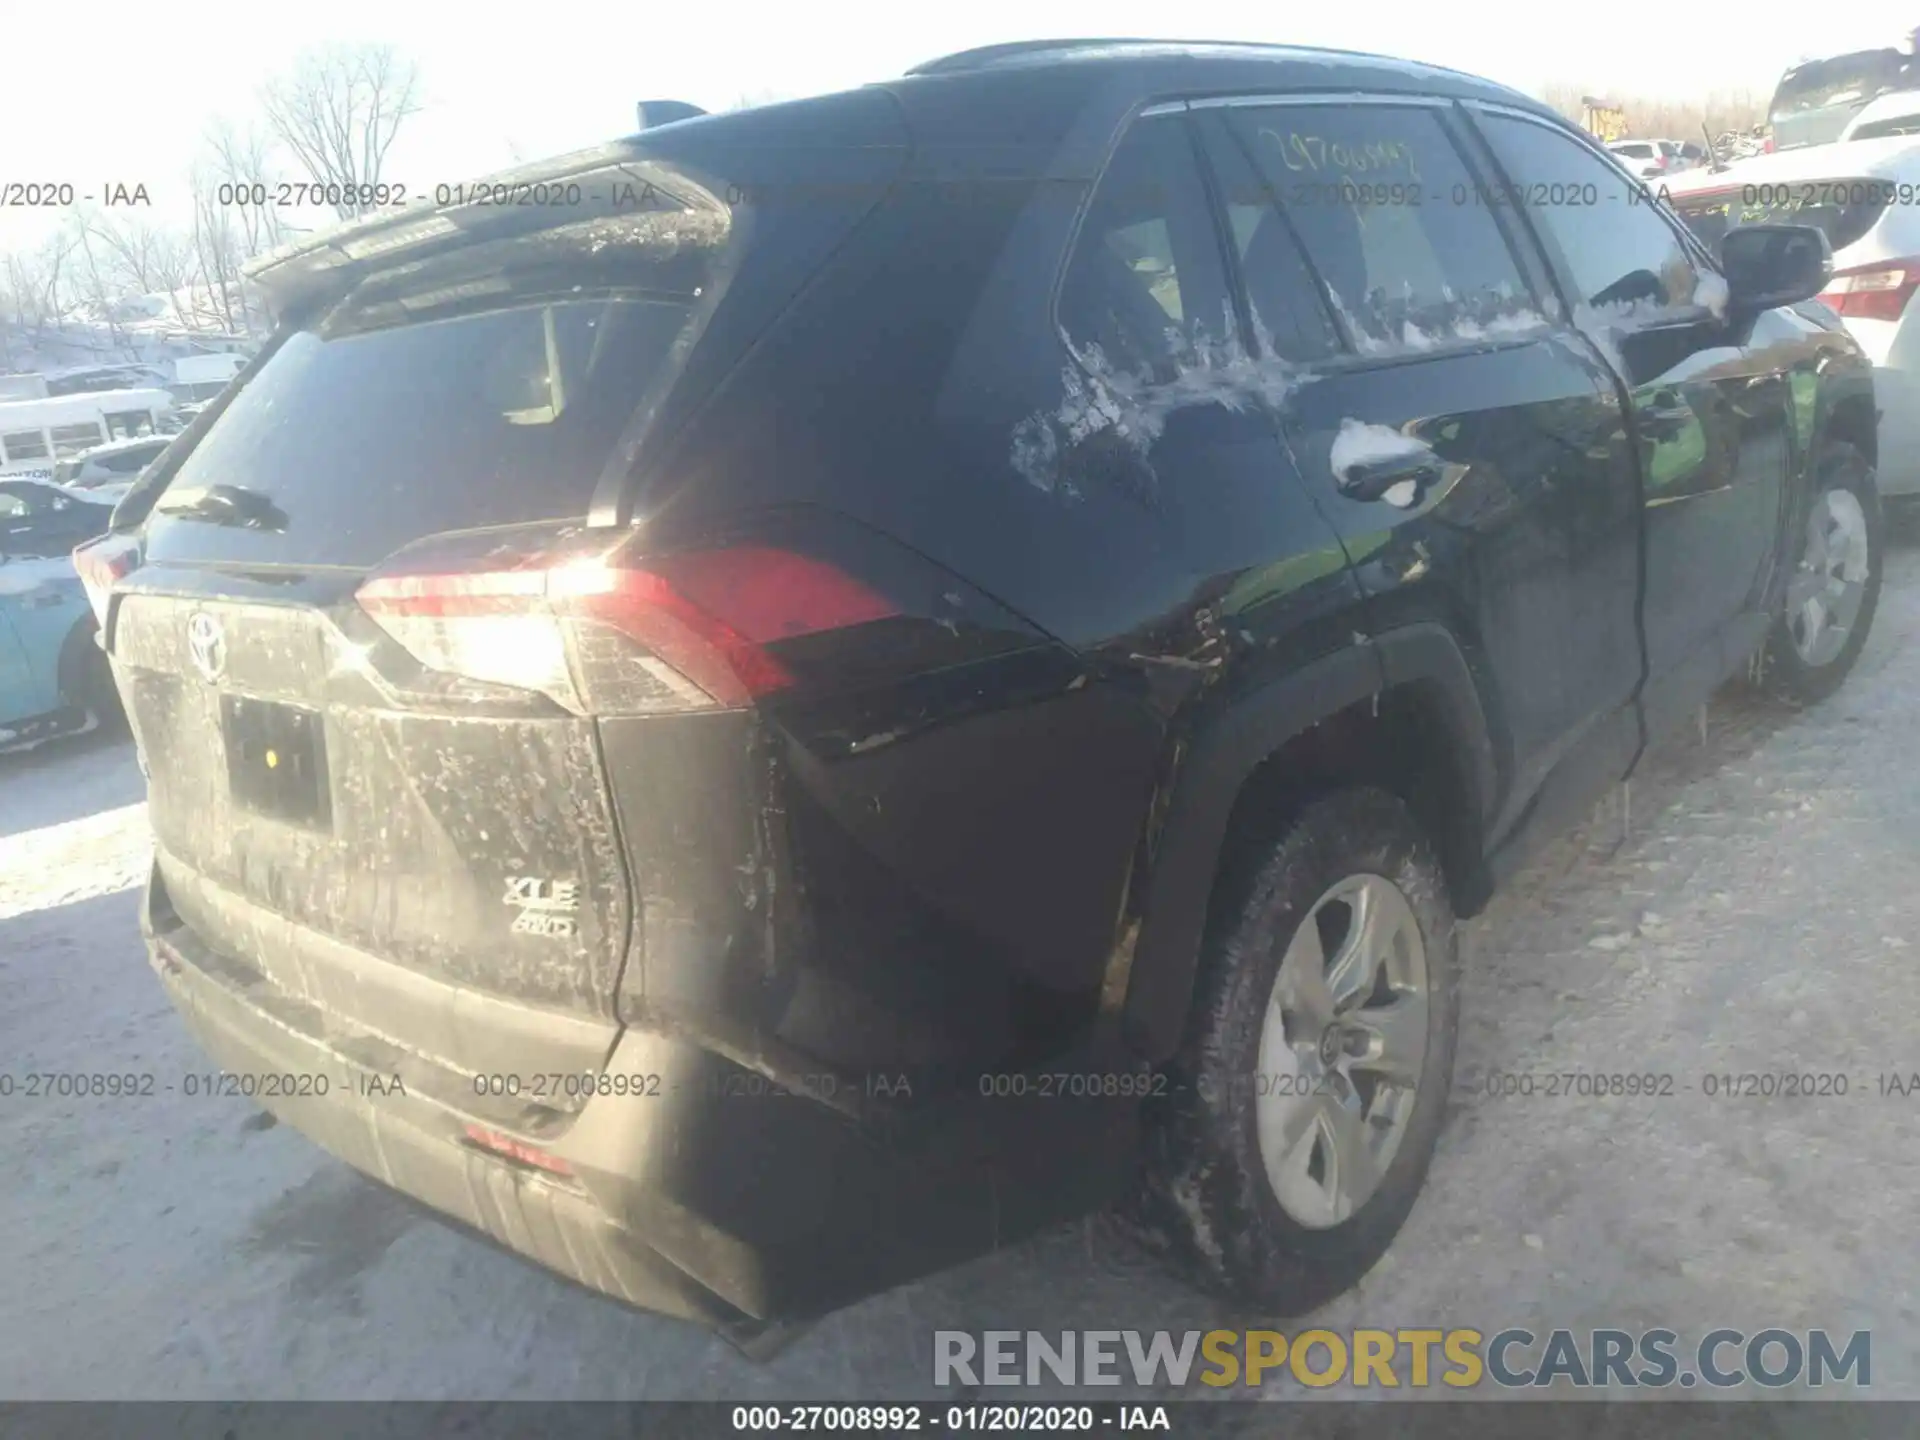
[153,484,289,532]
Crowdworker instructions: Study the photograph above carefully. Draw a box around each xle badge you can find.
[504,876,580,938]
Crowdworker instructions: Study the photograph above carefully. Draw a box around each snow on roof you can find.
[0,389,175,426]
[69,434,172,461]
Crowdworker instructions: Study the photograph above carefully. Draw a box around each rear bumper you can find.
[143,864,1137,1327]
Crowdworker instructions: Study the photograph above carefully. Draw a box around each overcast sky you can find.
[1,0,1914,252]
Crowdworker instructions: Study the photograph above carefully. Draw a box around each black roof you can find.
[248,39,1553,306]
[902,36,1540,108]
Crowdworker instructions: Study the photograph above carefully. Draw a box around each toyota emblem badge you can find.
[187,612,226,683]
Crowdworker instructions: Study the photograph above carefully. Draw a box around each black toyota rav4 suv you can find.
[82,39,1881,1341]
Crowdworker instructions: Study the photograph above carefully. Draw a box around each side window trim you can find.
[1461,101,1723,316]
[1158,112,1236,347]
[1187,108,1349,360]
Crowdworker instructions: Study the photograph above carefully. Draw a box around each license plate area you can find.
[220,694,331,829]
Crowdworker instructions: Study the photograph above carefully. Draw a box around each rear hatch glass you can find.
[148,201,725,568]
[1851,113,1920,140]
[136,90,910,568]
[1769,50,1909,148]
[1668,178,1891,258]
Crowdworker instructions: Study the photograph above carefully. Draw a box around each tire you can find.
[1131,787,1459,1314]
[61,621,126,734]
[1756,442,1883,704]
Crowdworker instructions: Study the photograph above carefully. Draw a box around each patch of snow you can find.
[1330,418,1431,478]
[1009,324,1301,496]
[1005,292,1549,497]
[1693,269,1730,320]
[0,798,148,921]
[1329,283,1552,356]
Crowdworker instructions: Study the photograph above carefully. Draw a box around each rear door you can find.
[1192,97,1647,847]
[1471,106,1796,738]
[1046,108,1368,671]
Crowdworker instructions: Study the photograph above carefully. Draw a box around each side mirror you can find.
[1718,223,1833,312]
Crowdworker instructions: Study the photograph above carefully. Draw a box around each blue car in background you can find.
[0,483,122,753]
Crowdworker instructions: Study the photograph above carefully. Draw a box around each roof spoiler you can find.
[636,100,708,130]
[244,138,716,314]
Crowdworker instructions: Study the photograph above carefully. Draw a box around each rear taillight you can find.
[1819,261,1920,323]
[463,1124,573,1177]
[355,536,900,715]
[72,534,140,629]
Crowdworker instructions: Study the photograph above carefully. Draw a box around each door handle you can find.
[1336,455,1444,504]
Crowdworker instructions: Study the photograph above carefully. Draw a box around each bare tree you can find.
[185,161,244,335]
[4,232,79,341]
[78,212,193,299]
[261,42,421,220]
[204,118,288,262]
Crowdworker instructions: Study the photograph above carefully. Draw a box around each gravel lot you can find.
[3,543,1918,1403]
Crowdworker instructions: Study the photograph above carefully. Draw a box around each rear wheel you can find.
[61,622,125,734]
[1756,443,1882,704]
[1132,788,1458,1313]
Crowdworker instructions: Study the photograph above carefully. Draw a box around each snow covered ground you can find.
[3,548,1919,1400]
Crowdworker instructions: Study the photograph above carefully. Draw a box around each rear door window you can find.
[1478,112,1704,313]
[1214,102,1539,350]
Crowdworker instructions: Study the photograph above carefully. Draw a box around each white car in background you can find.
[1842,89,1920,141]
[1663,134,1920,505]
[1608,139,1670,178]
[1607,138,1703,179]
[50,434,171,501]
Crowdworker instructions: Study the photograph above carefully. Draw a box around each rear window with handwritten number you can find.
[1221,105,1537,351]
